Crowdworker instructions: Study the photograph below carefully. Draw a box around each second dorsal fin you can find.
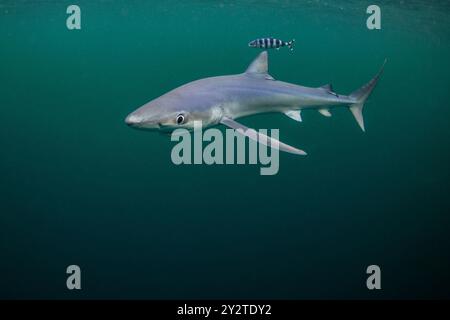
[320,83,339,97]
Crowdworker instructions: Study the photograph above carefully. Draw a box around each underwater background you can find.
[0,0,449,299]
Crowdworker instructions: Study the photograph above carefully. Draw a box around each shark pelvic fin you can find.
[284,110,302,122]
[245,51,275,80]
[318,109,332,117]
[220,117,307,155]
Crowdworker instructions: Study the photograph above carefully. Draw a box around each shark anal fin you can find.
[284,110,302,122]
[318,109,332,117]
[220,117,307,155]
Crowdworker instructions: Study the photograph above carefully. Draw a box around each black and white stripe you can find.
[254,38,284,49]
[249,37,295,51]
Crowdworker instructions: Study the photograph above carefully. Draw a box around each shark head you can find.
[125,97,185,132]
[125,51,271,133]
[125,84,224,133]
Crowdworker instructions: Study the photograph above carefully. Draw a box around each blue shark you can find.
[125,51,385,155]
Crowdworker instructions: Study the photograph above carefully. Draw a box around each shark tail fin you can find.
[348,59,387,132]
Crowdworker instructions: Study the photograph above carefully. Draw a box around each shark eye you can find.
[176,114,185,125]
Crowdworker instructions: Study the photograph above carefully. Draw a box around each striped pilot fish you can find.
[248,37,295,50]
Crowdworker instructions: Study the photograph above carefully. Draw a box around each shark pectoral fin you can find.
[284,110,302,122]
[220,117,307,155]
[318,108,332,117]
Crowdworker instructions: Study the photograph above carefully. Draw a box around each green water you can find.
[1,1,449,299]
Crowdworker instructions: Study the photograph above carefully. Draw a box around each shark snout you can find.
[125,112,162,130]
[125,113,143,126]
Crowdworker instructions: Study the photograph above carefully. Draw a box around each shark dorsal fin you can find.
[246,51,268,74]
[245,51,274,80]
